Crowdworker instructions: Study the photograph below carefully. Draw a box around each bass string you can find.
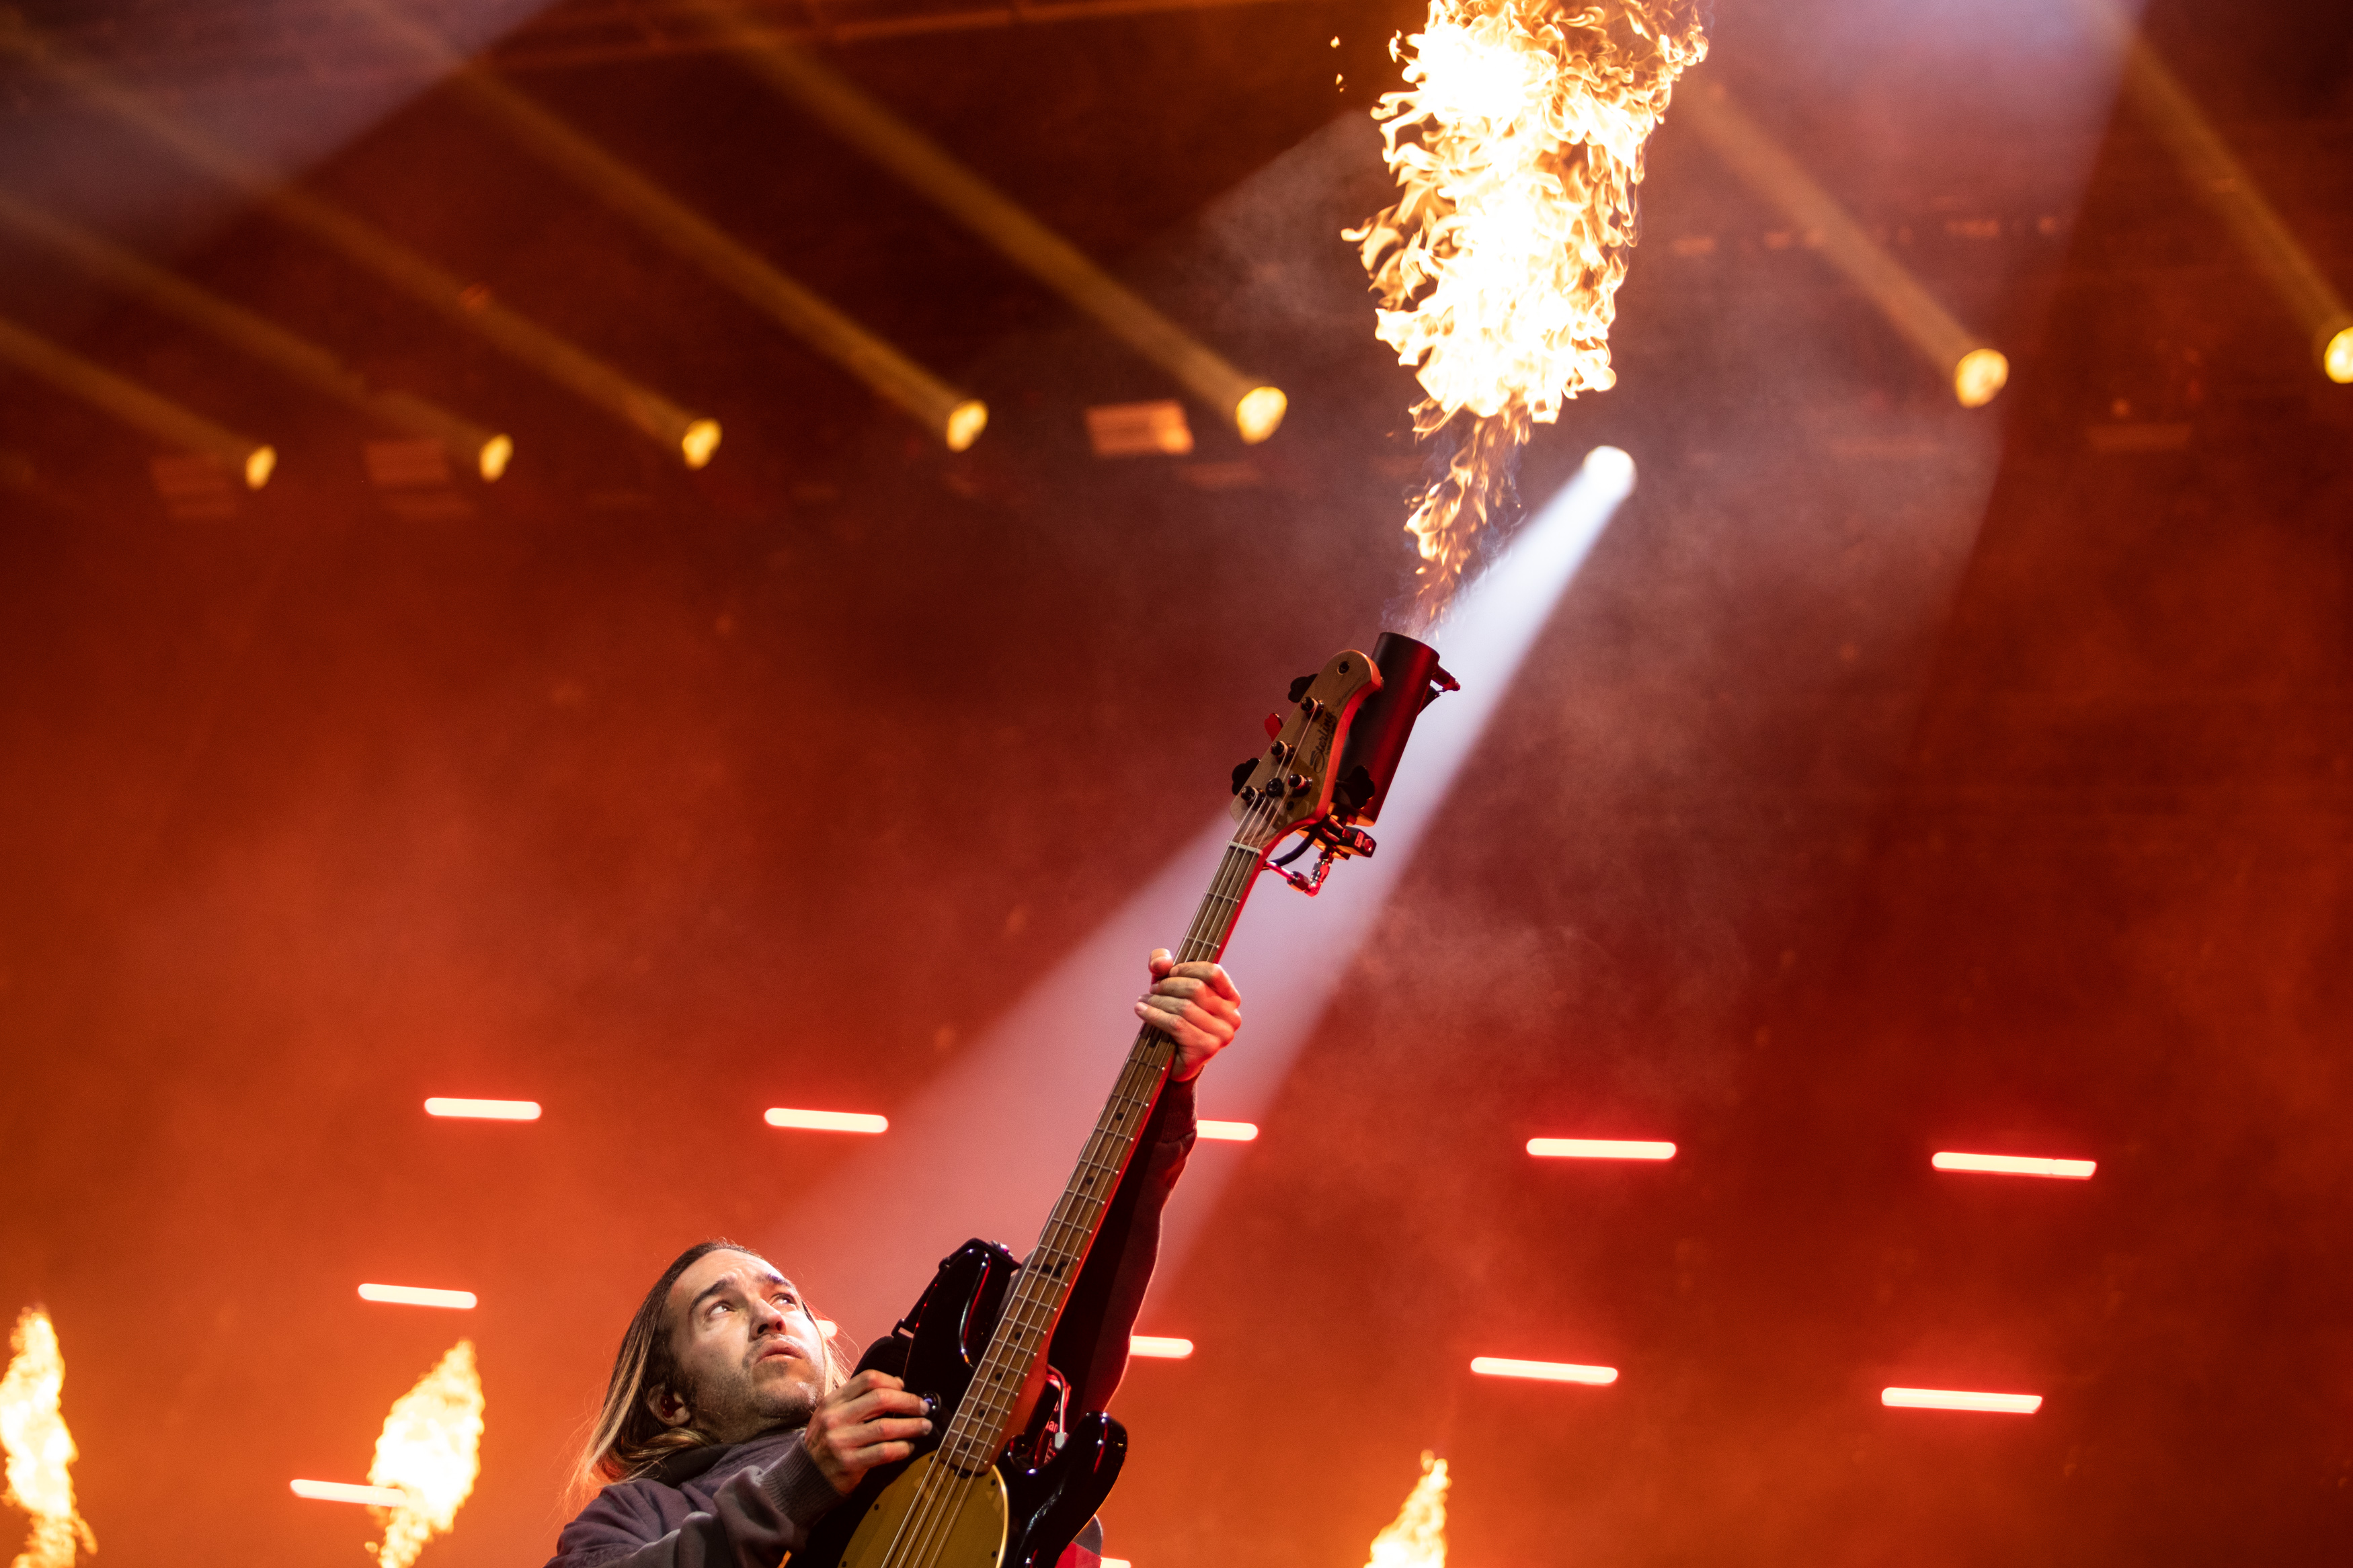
[942,811,1277,1450]
[880,794,1287,1568]
[936,802,1283,1458]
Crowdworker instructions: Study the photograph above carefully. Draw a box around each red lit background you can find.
[1,0,2348,1564]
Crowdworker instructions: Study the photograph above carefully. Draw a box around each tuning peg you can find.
[1230,759,1257,796]
[1287,674,1315,703]
[1263,712,1283,741]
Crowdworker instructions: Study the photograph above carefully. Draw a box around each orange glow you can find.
[764,1108,889,1134]
[423,1098,540,1120]
[1931,1151,2095,1180]
[358,1284,478,1310]
[1197,1119,1259,1142]
[1469,1356,1617,1385]
[1363,1452,1447,1568]
[1102,1560,1133,1568]
[290,1479,407,1506]
[1882,1387,2042,1414]
[1526,1137,1674,1160]
[2323,324,2352,383]
[1128,1335,1195,1359]
[1347,0,1706,624]
[367,1342,485,1568]
[1,1309,96,1568]
[1952,347,2010,408]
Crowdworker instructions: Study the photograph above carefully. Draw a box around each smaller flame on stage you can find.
[0,1309,95,1568]
[1365,1452,1449,1568]
[365,1341,484,1568]
[1347,0,1706,627]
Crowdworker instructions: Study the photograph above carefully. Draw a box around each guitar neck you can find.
[933,830,1269,1474]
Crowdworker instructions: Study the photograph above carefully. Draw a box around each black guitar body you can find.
[792,1240,1128,1568]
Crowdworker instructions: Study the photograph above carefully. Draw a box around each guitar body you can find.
[793,1241,1128,1568]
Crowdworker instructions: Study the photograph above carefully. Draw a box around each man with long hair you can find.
[547,949,1243,1568]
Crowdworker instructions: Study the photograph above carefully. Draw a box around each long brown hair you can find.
[570,1239,855,1503]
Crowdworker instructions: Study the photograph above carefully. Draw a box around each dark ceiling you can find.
[1,1,2350,1565]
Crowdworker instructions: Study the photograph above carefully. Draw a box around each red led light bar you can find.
[764,1108,889,1133]
[1931,1151,2094,1179]
[1470,1356,1618,1385]
[1526,1138,1675,1160]
[1197,1120,1258,1141]
[290,1479,407,1505]
[357,1284,477,1309]
[1882,1387,2042,1413]
[1129,1335,1194,1359]
[424,1097,541,1120]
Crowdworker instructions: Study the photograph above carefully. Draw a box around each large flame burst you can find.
[0,1309,95,1568]
[365,1341,483,1568]
[1347,0,1707,626]
[1364,1452,1449,1568]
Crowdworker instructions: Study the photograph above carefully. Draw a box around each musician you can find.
[546,949,1244,1568]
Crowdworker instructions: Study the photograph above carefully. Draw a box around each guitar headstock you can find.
[1228,649,1382,851]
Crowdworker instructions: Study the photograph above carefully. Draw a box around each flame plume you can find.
[1347,0,1706,626]
[1364,1452,1449,1568]
[0,1309,95,1568]
[364,1342,483,1568]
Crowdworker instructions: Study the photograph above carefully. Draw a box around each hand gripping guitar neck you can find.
[792,637,1453,1568]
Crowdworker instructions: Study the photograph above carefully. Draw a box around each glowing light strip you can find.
[1527,1138,1675,1161]
[1470,1356,1618,1385]
[1197,1120,1258,1141]
[765,1108,889,1134]
[1882,1387,2042,1414]
[1102,1559,1133,1568]
[424,1097,541,1120]
[290,1479,408,1505]
[357,1284,477,1310]
[1129,1335,1194,1359]
[1931,1151,2094,1180]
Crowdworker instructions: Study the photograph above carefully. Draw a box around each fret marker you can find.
[1931,1151,2095,1180]
[764,1108,889,1134]
[1129,1335,1194,1359]
[358,1284,477,1309]
[1882,1387,2042,1414]
[1470,1356,1617,1385]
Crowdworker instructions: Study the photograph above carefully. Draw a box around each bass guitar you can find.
[792,633,1455,1568]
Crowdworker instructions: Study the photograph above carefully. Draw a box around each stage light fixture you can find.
[424,1098,540,1120]
[291,1479,408,1506]
[358,1285,477,1310]
[765,1108,889,1134]
[2323,322,2353,384]
[1882,1387,2041,1414]
[1679,86,2008,407]
[1197,1120,1259,1142]
[1470,1357,1618,1385]
[703,11,1285,442]
[1527,1138,1675,1160]
[1931,1151,2095,1180]
[1128,1336,1193,1359]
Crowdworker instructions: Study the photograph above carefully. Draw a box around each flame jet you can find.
[365,1342,483,1568]
[0,1309,96,1568]
[1348,0,1705,626]
[1364,1452,1449,1568]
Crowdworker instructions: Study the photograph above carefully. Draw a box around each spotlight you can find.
[1952,348,2010,409]
[1234,386,1289,444]
[2323,321,2353,384]
[1527,1139,1675,1160]
[291,1480,407,1506]
[681,418,723,470]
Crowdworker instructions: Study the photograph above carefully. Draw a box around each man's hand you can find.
[799,1370,932,1495]
[1135,948,1242,1081]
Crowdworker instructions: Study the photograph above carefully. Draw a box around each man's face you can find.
[651,1249,830,1444]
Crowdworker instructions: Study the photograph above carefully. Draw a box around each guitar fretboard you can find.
[932,823,1274,1475]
